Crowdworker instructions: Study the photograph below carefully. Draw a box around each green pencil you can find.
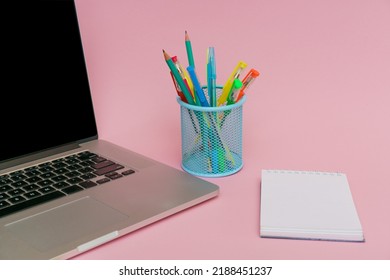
[185,31,195,68]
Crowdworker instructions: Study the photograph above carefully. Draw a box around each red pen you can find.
[170,71,187,102]
[172,56,195,99]
[235,69,260,102]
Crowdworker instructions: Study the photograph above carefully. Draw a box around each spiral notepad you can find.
[260,170,364,242]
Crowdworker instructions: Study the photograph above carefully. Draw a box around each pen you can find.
[217,146,226,172]
[227,78,243,105]
[206,112,226,173]
[207,47,217,107]
[187,66,209,107]
[217,61,247,106]
[220,78,242,127]
[185,31,195,68]
[172,56,194,99]
[169,72,201,134]
[211,149,219,173]
[163,50,195,105]
[235,69,260,102]
[169,72,187,103]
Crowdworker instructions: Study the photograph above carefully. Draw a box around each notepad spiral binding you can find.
[263,170,343,176]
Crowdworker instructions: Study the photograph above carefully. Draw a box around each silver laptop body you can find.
[0,1,218,259]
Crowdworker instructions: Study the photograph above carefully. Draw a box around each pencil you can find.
[185,31,195,68]
[163,50,195,105]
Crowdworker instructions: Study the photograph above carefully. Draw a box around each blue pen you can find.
[211,149,219,173]
[207,47,216,107]
[187,66,209,107]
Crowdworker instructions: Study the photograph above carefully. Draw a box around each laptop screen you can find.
[1,1,97,163]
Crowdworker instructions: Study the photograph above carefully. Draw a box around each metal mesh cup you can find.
[177,87,245,177]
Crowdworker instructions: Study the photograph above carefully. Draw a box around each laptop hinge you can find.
[0,143,81,171]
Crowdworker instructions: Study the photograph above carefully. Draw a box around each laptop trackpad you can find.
[6,197,128,252]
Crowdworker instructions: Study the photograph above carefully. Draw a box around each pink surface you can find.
[73,0,390,259]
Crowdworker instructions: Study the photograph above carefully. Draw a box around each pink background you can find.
[73,0,390,259]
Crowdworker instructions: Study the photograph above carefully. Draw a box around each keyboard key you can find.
[67,177,83,185]
[94,164,124,176]
[24,166,38,172]
[52,175,67,182]
[66,164,83,171]
[52,158,65,163]
[77,152,97,161]
[0,191,65,218]
[0,185,13,193]
[53,167,69,175]
[11,180,28,188]
[79,160,94,167]
[25,176,42,183]
[8,189,25,197]
[65,171,81,178]
[62,185,83,194]
[53,181,70,189]
[52,162,67,169]
[10,174,27,181]
[22,184,40,192]
[79,167,94,173]
[122,170,135,176]
[25,170,41,177]
[65,154,78,159]
[80,173,96,180]
[8,196,27,204]
[24,191,41,199]
[40,186,56,194]
[64,158,80,165]
[0,193,11,201]
[0,178,13,186]
[0,174,10,180]
[105,171,118,177]
[40,172,56,179]
[107,173,123,180]
[92,160,115,170]
[37,179,53,187]
[96,178,110,184]
[92,156,106,163]
[9,170,24,177]
[79,181,98,188]
[39,166,54,173]
[0,201,11,209]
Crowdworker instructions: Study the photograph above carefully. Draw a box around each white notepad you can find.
[260,170,364,242]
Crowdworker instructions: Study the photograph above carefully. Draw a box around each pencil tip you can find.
[163,49,170,60]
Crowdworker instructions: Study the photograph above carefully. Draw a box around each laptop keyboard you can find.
[0,151,135,218]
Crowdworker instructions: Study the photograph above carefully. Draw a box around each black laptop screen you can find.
[1,1,97,162]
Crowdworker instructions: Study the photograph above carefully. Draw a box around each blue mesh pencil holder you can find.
[177,87,246,177]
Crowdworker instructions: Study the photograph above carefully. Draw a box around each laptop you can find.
[0,0,219,259]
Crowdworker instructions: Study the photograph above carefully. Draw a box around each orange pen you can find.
[235,69,260,102]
